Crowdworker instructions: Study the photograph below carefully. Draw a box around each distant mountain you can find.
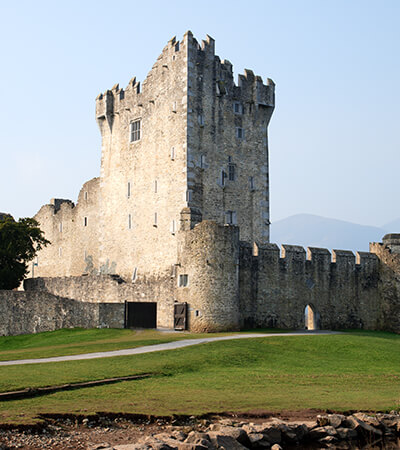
[270,214,387,253]
[382,218,400,232]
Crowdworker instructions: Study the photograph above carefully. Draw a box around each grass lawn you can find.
[0,328,240,361]
[0,330,399,424]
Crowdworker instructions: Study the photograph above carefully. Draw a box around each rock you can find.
[346,415,383,438]
[352,412,381,428]
[336,427,358,440]
[208,431,249,449]
[319,435,337,444]
[247,432,271,448]
[82,418,89,427]
[185,431,210,443]
[271,445,282,450]
[172,431,188,441]
[328,414,345,428]
[317,415,330,427]
[309,425,337,440]
[177,444,211,450]
[292,423,309,441]
[211,425,249,446]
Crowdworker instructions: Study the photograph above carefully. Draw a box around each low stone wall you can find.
[0,290,124,336]
[25,273,176,329]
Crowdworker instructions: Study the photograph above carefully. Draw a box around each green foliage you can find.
[0,216,49,289]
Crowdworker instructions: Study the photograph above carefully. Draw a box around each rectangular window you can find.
[153,212,158,227]
[170,146,175,160]
[171,219,176,235]
[84,191,88,200]
[132,267,138,282]
[250,176,255,191]
[130,119,141,142]
[59,222,63,232]
[128,214,132,229]
[84,217,88,227]
[178,274,189,287]
[233,102,243,114]
[127,182,131,198]
[186,190,193,202]
[236,127,244,139]
[221,170,227,186]
[200,154,206,169]
[225,210,237,225]
[175,42,180,52]
[172,101,177,113]
[154,179,158,193]
[198,114,204,127]
[59,247,62,257]
[228,163,235,181]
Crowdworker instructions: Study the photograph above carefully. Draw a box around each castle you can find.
[5,32,398,335]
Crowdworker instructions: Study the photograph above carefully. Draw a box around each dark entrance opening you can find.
[174,302,187,330]
[305,304,320,330]
[126,302,157,328]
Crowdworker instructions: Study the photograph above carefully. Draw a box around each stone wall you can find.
[25,272,176,329]
[370,235,400,333]
[0,290,124,336]
[239,242,382,331]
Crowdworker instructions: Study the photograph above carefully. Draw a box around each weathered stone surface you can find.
[208,431,249,449]
[247,432,270,448]
[345,415,383,437]
[309,426,337,440]
[335,427,358,440]
[209,425,249,446]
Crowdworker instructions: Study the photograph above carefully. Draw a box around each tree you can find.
[0,215,50,290]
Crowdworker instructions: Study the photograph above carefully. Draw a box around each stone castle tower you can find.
[33,31,275,283]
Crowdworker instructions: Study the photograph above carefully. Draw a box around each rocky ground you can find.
[0,410,399,449]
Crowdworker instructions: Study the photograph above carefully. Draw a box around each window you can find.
[200,154,206,169]
[198,114,204,127]
[175,41,180,52]
[127,182,131,198]
[59,247,62,257]
[236,127,244,139]
[250,176,255,191]
[128,214,132,229]
[130,119,141,142]
[225,210,237,225]
[171,219,176,235]
[228,163,235,181]
[195,310,201,317]
[153,212,158,227]
[84,191,88,200]
[84,217,88,227]
[233,102,243,114]
[221,170,227,187]
[132,267,138,282]
[178,274,189,287]
[172,101,177,113]
[154,179,158,193]
[170,147,175,160]
[59,222,63,232]
[186,190,193,202]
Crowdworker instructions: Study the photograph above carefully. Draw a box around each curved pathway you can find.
[0,330,339,366]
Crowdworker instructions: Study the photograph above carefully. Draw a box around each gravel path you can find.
[0,330,339,366]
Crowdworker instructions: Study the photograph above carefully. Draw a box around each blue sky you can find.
[1,0,399,227]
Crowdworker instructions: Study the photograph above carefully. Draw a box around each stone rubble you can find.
[0,412,399,449]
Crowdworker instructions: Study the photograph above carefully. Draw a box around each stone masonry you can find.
[11,32,399,334]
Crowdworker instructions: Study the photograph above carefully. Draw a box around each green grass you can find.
[0,328,240,361]
[0,331,399,424]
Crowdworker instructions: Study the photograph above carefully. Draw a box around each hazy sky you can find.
[1,0,399,227]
